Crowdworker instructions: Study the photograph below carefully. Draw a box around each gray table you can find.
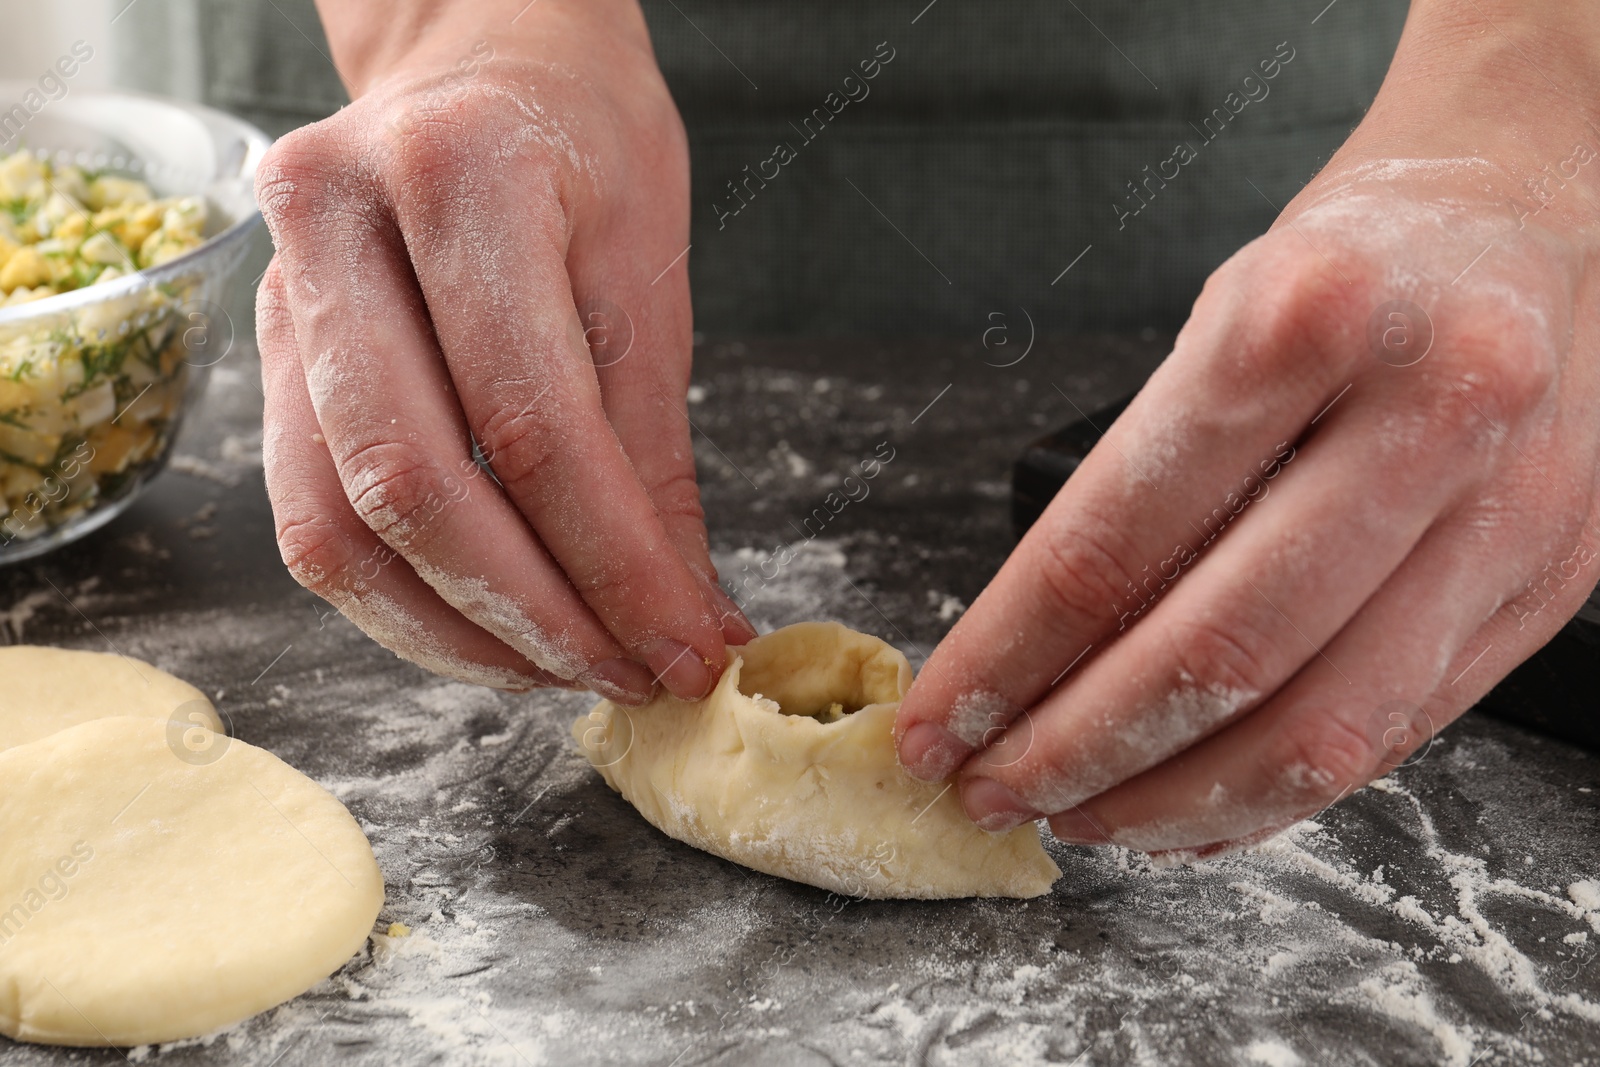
[2,336,1597,1067]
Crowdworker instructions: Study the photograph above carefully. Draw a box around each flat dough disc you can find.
[574,622,1061,899]
[0,646,220,753]
[0,717,384,1046]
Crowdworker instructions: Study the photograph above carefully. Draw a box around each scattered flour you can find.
[1568,880,1600,912]
[1359,963,1476,1067]
[1244,1038,1303,1066]
[168,453,242,487]
[7,357,1597,1067]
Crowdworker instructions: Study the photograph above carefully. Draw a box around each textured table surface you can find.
[1,336,1597,1067]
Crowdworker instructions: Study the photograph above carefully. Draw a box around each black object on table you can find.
[1013,393,1600,752]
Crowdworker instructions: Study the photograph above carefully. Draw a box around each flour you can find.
[1243,1038,1302,1066]
[1048,673,1256,818]
[5,343,1597,1067]
[929,592,967,621]
[1568,880,1600,911]
[5,548,1589,1060]
[410,562,585,680]
[718,540,854,634]
[946,688,1016,748]
[1336,156,1495,186]
[0,589,56,642]
[219,432,265,468]
[168,453,242,487]
[337,587,540,691]
[1288,182,1561,349]
[1359,963,1476,1067]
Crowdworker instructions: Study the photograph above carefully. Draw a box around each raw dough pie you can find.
[573,622,1060,899]
[0,645,221,753]
[0,717,384,1046]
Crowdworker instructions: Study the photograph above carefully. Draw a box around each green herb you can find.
[0,446,45,472]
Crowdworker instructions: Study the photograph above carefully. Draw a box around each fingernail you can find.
[1047,808,1112,845]
[698,576,759,644]
[899,721,971,781]
[580,658,657,706]
[640,639,714,701]
[721,611,760,645]
[960,777,1041,833]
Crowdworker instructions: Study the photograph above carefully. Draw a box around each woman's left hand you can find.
[894,0,1600,856]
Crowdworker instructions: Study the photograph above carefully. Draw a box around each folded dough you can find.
[0,717,384,1046]
[0,645,221,753]
[573,622,1060,899]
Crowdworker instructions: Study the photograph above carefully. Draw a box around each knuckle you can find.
[375,86,571,245]
[339,439,460,545]
[255,125,343,230]
[275,513,353,597]
[1200,242,1366,388]
[384,84,556,185]
[1166,612,1276,699]
[1435,336,1557,431]
[254,262,293,338]
[574,561,634,607]
[1247,274,1322,376]
[477,402,565,492]
[1262,710,1375,811]
[385,105,468,182]
[647,471,706,526]
[1033,512,1144,632]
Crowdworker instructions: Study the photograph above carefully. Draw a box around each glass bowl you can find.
[0,85,270,564]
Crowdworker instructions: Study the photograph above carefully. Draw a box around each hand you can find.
[256,0,754,700]
[895,0,1600,855]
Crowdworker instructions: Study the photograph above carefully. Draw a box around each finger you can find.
[1044,500,1600,853]
[381,121,725,698]
[956,353,1510,829]
[258,260,572,692]
[897,242,1364,779]
[257,133,657,702]
[569,219,758,646]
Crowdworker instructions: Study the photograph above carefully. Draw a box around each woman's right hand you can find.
[257,0,754,701]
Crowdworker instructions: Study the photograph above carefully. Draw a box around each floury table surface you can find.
[1,336,1596,1067]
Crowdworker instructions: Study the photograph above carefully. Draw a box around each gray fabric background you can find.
[113,0,347,140]
[113,0,1408,335]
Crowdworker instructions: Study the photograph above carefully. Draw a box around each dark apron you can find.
[116,0,1406,334]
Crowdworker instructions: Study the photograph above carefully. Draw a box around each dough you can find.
[573,622,1060,899]
[0,645,221,753]
[0,717,384,1046]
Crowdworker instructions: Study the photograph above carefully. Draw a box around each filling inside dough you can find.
[739,627,901,722]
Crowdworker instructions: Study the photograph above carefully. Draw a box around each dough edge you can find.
[0,717,385,1047]
[0,645,221,753]
[573,621,1060,900]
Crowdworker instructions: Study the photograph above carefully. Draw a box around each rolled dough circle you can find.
[574,622,1061,899]
[0,716,384,1046]
[0,646,222,753]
